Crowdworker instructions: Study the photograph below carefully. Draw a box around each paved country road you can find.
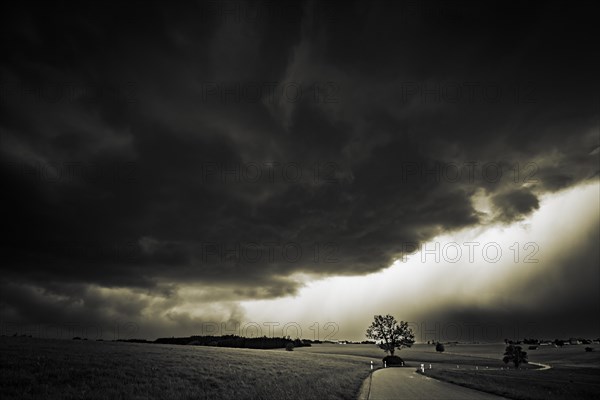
[358,368,508,400]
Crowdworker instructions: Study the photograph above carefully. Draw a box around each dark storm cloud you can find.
[491,188,539,222]
[1,0,598,335]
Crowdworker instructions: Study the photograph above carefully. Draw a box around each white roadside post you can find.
[420,363,425,373]
[384,361,387,368]
[370,361,373,370]
[429,364,432,369]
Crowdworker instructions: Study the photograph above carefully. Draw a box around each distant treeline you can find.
[117,335,313,349]
[506,337,599,345]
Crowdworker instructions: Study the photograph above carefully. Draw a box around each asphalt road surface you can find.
[358,368,508,400]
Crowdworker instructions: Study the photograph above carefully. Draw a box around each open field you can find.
[435,343,600,368]
[296,343,535,369]
[0,337,373,400]
[423,366,600,400]
[420,343,600,400]
[3,338,598,400]
[519,345,600,368]
[298,342,600,367]
[297,342,600,399]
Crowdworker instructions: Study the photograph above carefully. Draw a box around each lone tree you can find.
[436,342,445,353]
[366,315,415,356]
[503,345,528,369]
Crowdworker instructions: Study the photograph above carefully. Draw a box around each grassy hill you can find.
[0,336,372,400]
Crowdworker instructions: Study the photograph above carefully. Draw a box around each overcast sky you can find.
[1,1,598,342]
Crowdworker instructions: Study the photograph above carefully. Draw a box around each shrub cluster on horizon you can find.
[154,334,312,350]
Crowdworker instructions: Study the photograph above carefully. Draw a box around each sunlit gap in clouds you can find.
[240,180,600,341]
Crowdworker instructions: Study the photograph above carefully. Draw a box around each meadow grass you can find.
[296,343,528,368]
[4,338,598,399]
[299,342,600,399]
[422,367,600,400]
[0,337,373,400]
[417,343,600,400]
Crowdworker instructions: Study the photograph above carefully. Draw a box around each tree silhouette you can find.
[366,315,415,356]
[503,345,528,369]
[436,342,445,353]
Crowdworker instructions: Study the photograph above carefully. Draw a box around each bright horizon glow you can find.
[239,180,600,341]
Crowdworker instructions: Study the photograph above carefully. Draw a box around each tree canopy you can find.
[366,314,415,356]
[503,345,528,369]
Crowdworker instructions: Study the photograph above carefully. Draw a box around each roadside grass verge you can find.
[420,367,600,400]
